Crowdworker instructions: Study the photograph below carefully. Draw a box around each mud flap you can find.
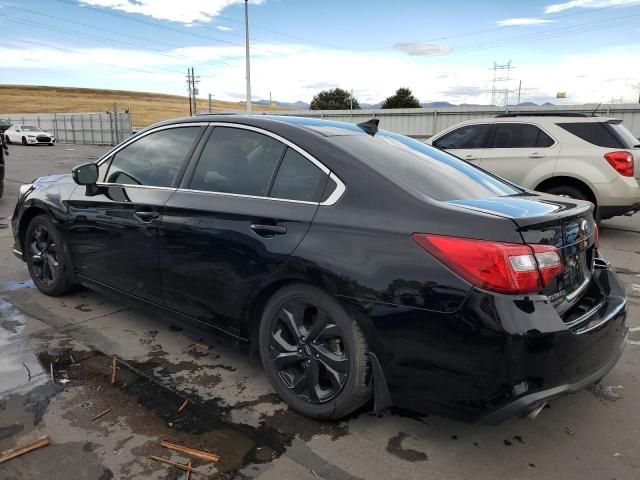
[368,352,392,413]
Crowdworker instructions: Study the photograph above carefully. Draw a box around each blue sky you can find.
[1,0,640,105]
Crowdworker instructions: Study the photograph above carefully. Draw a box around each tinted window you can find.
[433,124,490,149]
[333,132,521,201]
[270,148,327,202]
[105,127,201,187]
[190,127,285,196]
[490,123,554,148]
[610,123,640,148]
[557,122,625,148]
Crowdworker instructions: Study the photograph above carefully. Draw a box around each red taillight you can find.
[604,151,634,177]
[411,234,563,294]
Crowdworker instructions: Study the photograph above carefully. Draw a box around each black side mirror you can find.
[72,163,99,185]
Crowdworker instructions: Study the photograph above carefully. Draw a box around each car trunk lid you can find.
[447,193,596,314]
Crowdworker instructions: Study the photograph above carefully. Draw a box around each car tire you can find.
[22,136,27,146]
[544,185,600,222]
[5,135,10,145]
[259,284,372,419]
[25,215,77,296]
[0,179,4,199]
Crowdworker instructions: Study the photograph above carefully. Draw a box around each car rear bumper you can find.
[368,260,628,423]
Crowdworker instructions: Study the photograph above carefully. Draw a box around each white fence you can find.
[270,103,640,139]
[1,112,133,145]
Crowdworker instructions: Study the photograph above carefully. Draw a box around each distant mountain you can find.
[254,100,310,109]
[421,101,454,107]
[361,102,383,109]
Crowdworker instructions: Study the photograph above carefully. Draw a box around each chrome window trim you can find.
[96,121,347,206]
[94,183,177,192]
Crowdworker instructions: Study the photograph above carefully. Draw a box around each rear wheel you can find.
[259,284,371,419]
[25,215,76,296]
[544,185,600,222]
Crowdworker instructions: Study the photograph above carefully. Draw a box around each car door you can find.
[66,124,205,304]
[479,122,558,187]
[431,123,491,164]
[159,124,332,336]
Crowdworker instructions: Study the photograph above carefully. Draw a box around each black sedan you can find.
[11,115,628,423]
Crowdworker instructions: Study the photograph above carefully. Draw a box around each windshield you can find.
[609,122,640,148]
[22,126,43,132]
[332,131,523,201]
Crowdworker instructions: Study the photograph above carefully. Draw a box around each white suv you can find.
[426,114,640,220]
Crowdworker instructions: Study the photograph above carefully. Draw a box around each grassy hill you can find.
[0,85,281,127]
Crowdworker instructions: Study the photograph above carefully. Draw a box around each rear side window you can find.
[104,127,201,187]
[190,127,285,196]
[333,132,521,201]
[433,124,490,149]
[270,148,327,202]
[557,122,625,148]
[490,123,554,148]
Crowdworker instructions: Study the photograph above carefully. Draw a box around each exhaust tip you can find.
[527,402,547,421]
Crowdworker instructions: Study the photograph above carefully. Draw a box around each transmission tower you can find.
[490,61,513,106]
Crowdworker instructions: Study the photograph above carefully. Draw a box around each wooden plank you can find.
[148,456,204,475]
[178,400,188,413]
[91,408,112,422]
[160,441,220,462]
[0,436,51,464]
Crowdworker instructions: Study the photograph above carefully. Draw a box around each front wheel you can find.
[21,136,27,146]
[25,215,77,296]
[259,284,372,419]
[5,135,11,145]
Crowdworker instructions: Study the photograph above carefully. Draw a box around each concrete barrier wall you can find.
[269,103,640,139]
[1,112,132,145]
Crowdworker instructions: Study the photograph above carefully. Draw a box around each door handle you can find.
[464,154,476,161]
[529,152,545,159]
[251,224,287,236]
[134,210,159,222]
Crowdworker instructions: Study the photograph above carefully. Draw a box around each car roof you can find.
[458,115,619,124]
[159,114,368,138]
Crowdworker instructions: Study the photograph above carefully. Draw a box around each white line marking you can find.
[628,340,640,346]
[630,327,640,332]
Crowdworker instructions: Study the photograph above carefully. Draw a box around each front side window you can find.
[104,127,201,187]
[490,123,553,149]
[270,148,327,202]
[433,124,491,149]
[190,127,285,196]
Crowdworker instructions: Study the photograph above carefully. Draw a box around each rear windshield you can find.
[557,121,638,148]
[332,131,522,201]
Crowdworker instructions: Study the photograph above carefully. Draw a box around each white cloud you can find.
[78,0,264,24]
[496,17,556,26]
[216,25,232,31]
[5,40,640,107]
[544,0,640,14]
[393,42,451,56]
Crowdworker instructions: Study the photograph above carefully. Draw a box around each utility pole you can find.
[209,93,212,113]
[186,68,193,116]
[244,0,252,114]
[517,80,522,106]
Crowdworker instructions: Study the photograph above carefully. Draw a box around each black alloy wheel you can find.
[259,284,372,419]
[28,224,59,287]
[269,300,349,404]
[25,215,76,296]
[21,136,27,146]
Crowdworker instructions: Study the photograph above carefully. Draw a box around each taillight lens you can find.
[604,151,634,177]
[411,234,563,295]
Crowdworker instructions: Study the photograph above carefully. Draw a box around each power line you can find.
[7,5,237,69]
[52,0,296,58]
